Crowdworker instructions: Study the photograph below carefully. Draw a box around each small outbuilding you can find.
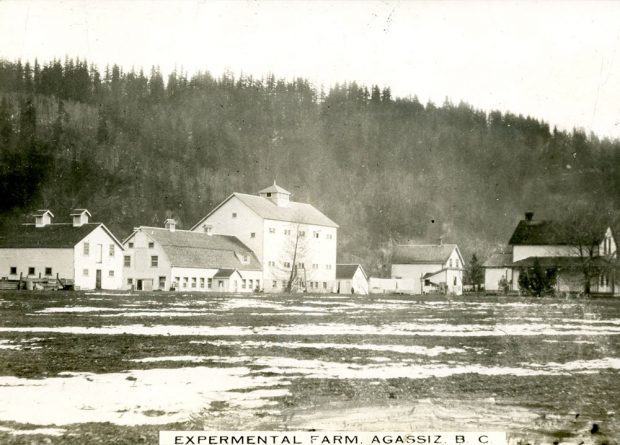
[483,251,515,293]
[335,264,369,294]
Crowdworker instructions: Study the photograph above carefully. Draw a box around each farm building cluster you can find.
[0,187,617,296]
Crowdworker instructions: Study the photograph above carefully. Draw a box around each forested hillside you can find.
[0,58,618,274]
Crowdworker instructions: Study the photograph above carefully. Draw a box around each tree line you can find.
[0,57,618,276]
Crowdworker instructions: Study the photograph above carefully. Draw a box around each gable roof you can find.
[258,182,291,195]
[483,253,514,268]
[336,264,367,280]
[508,219,609,246]
[130,227,262,271]
[191,192,339,229]
[392,244,462,265]
[0,223,121,249]
[213,268,240,278]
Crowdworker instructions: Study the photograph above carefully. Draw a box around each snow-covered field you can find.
[0,292,619,444]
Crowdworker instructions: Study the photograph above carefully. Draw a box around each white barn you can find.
[391,243,464,295]
[336,264,369,295]
[0,209,124,290]
[190,182,339,293]
[122,219,262,292]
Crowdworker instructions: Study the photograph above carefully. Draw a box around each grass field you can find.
[0,291,619,445]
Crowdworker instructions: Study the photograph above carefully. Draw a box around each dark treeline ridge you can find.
[0,58,618,274]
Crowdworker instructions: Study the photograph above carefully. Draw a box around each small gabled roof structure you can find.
[191,192,339,230]
[212,268,240,279]
[69,209,91,217]
[128,227,261,271]
[0,223,123,249]
[32,209,54,217]
[258,182,291,195]
[392,244,463,265]
[508,214,610,246]
[336,264,367,280]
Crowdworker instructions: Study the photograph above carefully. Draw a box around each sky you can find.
[1,0,619,139]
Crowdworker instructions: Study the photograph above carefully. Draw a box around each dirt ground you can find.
[0,291,618,445]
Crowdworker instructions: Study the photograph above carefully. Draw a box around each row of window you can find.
[266,261,333,270]
[123,256,159,267]
[448,258,461,268]
[266,227,334,239]
[168,277,261,290]
[82,269,115,277]
[602,237,614,255]
[83,242,116,257]
[126,241,155,249]
[9,266,53,276]
[272,280,328,289]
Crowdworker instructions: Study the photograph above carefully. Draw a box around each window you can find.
[200,278,205,288]
[326,264,332,270]
[159,276,166,289]
[208,278,212,289]
[299,231,306,237]
[128,242,134,248]
[232,212,237,218]
[242,254,249,263]
[323,282,327,289]
[449,259,453,268]
[249,279,254,289]
[218,280,224,289]
[273,280,278,288]
[45,267,52,276]
[425,279,431,286]
[28,267,35,275]
[312,264,318,269]
[268,261,276,267]
[326,234,333,240]
[109,270,115,277]
[151,256,158,267]
[127,278,133,285]
[284,229,291,236]
[191,277,197,288]
[284,262,291,268]
[298,263,305,269]
[256,279,260,289]
[148,242,154,249]
[313,232,319,238]
[242,279,247,289]
[109,244,115,257]
[250,232,256,238]
[266,192,272,197]
[204,225,212,234]
[269,227,276,234]
[83,269,89,276]
[124,256,131,267]
[282,280,287,288]
[183,277,188,288]
[83,242,90,256]
[454,276,457,286]
[9,267,16,275]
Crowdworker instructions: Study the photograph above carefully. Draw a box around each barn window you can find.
[323,282,327,289]
[298,263,305,269]
[454,277,457,285]
[232,212,237,218]
[160,276,166,289]
[249,279,254,289]
[109,270,115,277]
[424,279,431,286]
[124,256,131,267]
[128,242,134,248]
[313,232,319,238]
[200,278,205,288]
[28,267,35,275]
[148,242,154,249]
[266,192,272,197]
[9,267,16,275]
[183,277,188,288]
[312,264,318,269]
[45,267,52,276]
[284,229,291,236]
[83,242,90,256]
[242,279,247,289]
[127,278,133,285]
[326,234,333,239]
[284,262,291,268]
[208,278,212,289]
[250,232,256,238]
[269,227,276,233]
[83,269,89,276]
[191,277,197,288]
[299,231,306,237]
[151,256,158,267]
[272,280,278,288]
[449,259,453,268]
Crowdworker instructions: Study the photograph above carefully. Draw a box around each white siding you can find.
[122,231,172,290]
[0,248,73,281]
[484,267,515,292]
[391,263,443,294]
[73,226,123,290]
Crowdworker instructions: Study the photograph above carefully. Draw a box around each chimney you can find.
[525,212,534,222]
[70,209,91,227]
[33,210,54,228]
[164,218,176,232]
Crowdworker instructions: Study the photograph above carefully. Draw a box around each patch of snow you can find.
[9,428,66,436]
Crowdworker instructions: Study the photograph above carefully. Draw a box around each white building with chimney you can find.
[190,182,339,292]
[0,209,124,290]
[122,219,262,292]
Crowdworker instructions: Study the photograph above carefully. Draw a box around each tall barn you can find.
[190,182,338,292]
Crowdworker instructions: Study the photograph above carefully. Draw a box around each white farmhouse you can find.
[390,242,464,295]
[123,219,262,292]
[335,264,369,295]
[190,182,339,292]
[0,209,124,290]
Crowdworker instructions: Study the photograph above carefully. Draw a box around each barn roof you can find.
[392,244,462,265]
[336,264,367,280]
[133,227,262,271]
[508,219,609,246]
[483,253,514,268]
[191,193,339,229]
[0,223,119,249]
